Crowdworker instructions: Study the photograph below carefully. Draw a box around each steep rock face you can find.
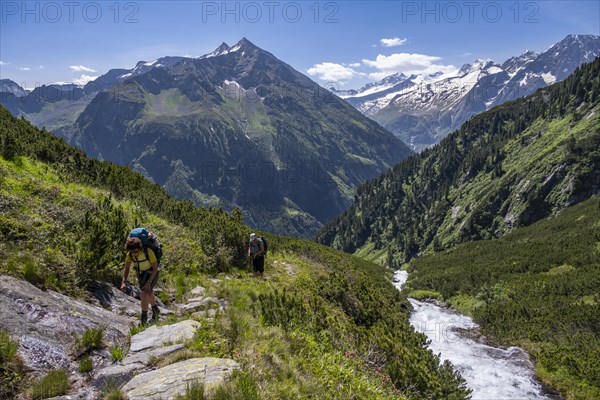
[0,79,28,97]
[64,38,412,237]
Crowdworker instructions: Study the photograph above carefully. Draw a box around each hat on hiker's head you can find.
[250,233,257,241]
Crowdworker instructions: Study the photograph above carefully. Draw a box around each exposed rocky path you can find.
[0,274,239,399]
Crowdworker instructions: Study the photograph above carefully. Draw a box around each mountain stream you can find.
[393,270,557,399]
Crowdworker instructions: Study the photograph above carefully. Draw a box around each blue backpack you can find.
[129,228,163,265]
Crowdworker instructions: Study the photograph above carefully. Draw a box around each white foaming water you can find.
[393,270,550,400]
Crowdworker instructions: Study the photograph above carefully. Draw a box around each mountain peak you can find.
[230,37,259,52]
[0,79,28,97]
[201,38,260,59]
[214,42,230,53]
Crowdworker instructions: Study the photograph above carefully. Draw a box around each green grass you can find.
[446,293,484,317]
[77,326,105,353]
[174,381,205,400]
[211,372,259,400]
[110,344,127,362]
[31,369,69,399]
[407,289,443,301]
[353,242,388,265]
[99,380,127,400]
[0,330,18,363]
[0,330,24,397]
[78,356,93,372]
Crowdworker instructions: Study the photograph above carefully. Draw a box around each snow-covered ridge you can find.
[338,34,600,139]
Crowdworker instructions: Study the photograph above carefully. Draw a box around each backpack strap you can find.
[129,251,141,274]
[130,249,150,274]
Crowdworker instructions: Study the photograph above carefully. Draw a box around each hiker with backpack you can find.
[120,228,162,325]
[248,233,266,278]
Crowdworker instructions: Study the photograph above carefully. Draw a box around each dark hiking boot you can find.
[151,305,160,322]
[141,311,148,326]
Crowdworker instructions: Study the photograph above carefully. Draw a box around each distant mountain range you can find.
[0,38,412,238]
[335,34,600,150]
[318,56,600,266]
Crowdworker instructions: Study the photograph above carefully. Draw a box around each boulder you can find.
[122,357,240,400]
[129,320,200,353]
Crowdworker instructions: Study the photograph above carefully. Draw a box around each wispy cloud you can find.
[362,53,456,80]
[18,67,31,71]
[380,37,408,47]
[73,74,98,85]
[307,62,360,82]
[70,65,96,73]
[461,52,474,58]
[0,61,8,66]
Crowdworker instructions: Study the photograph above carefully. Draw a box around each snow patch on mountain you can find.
[541,72,556,85]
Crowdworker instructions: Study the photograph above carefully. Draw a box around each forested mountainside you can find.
[318,57,600,267]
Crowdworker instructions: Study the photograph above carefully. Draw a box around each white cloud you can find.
[70,65,96,73]
[348,63,362,68]
[18,67,31,71]
[307,62,359,82]
[362,53,456,80]
[0,61,8,66]
[380,37,408,47]
[73,74,98,85]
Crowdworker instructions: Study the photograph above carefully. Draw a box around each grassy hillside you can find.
[0,108,468,399]
[318,57,600,266]
[406,196,600,399]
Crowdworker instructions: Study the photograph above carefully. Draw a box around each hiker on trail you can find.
[248,233,265,278]
[121,236,160,325]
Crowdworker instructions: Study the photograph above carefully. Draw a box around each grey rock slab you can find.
[129,320,200,353]
[188,286,206,297]
[0,274,132,371]
[180,297,221,312]
[94,343,186,389]
[123,343,185,366]
[122,357,240,400]
[93,362,143,389]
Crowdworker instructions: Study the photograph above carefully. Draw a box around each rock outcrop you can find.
[122,357,240,400]
[0,275,133,371]
[1,275,239,399]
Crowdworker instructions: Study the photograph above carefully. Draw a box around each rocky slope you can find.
[0,275,239,399]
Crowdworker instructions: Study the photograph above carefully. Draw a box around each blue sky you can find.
[1,1,599,90]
